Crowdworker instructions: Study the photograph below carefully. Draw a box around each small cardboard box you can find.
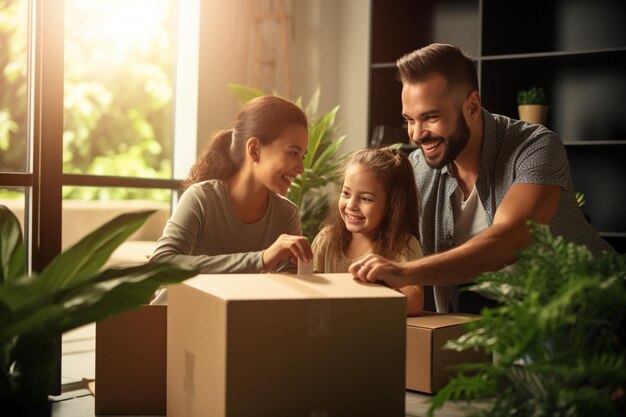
[167,273,407,417]
[406,312,488,394]
[95,305,167,415]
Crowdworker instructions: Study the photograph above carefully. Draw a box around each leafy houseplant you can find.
[0,206,197,415]
[227,83,347,242]
[517,86,547,106]
[430,222,626,417]
[517,86,548,125]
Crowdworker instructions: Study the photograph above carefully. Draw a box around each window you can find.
[0,0,199,271]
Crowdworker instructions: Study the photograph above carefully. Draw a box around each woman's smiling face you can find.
[255,124,308,196]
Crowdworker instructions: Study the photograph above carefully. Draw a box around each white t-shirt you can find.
[452,185,489,247]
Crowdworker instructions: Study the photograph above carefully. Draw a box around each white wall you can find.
[336,0,371,153]
[290,0,370,152]
[195,0,252,150]
[196,0,370,156]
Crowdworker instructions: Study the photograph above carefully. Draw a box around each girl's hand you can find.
[262,234,313,272]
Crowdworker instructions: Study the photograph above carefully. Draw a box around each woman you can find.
[150,96,312,303]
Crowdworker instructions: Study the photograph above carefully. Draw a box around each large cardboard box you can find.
[406,312,488,394]
[95,305,167,415]
[168,273,407,417]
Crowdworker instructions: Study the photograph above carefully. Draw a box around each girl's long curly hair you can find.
[181,95,307,191]
[321,148,420,260]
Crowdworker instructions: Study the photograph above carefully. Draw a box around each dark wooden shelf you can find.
[369,0,626,253]
[480,47,626,62]
[563,140,626,146]
[600,232,626,238]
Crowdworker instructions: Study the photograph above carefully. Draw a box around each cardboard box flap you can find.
[178,273,406,301]
[405,312,488,394]
[406,311,479,330]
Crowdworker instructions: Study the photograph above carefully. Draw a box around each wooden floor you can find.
[53,324,477,417]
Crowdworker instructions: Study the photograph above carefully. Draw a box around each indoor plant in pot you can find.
[429,222,626,417]
[517,86,549,125]
[0,206,198,416]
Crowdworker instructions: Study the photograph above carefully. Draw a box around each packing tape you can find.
[308,300,330,338]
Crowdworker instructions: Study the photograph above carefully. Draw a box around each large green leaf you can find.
[37,210,154,293]
[0,262,195,342]
[304,86,320,120]
[0,211,157,317]
[305,106,339,168]
[0,208,199,406]
[0,275,46,325]
[55,264,194,331]
[312,134,346,171]
[0,206,25,285]
[227,83,265,106]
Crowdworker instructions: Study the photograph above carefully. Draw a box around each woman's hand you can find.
[262,234,313,272]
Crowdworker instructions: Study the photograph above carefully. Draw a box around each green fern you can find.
[429,222,626,417]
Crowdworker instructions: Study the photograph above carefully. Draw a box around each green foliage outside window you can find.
[0,0,28,172]
[1,0,175,202]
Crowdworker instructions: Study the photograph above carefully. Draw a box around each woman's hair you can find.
[396,43,478,95]
[321,148,420,260]
[181,95,308,191]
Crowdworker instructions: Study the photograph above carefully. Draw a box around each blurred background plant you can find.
[228,83,346,242]
[516,86,547,105]
[429,222,626,417]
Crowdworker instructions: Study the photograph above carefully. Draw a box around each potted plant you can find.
[429,222,626,417]
[0,206,198,416]
[517,86,549,125]
[228,83,347,242]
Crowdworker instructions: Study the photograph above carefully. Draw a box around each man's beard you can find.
[420,112,470,169]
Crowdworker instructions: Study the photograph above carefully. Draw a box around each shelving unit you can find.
[368,0,626,254]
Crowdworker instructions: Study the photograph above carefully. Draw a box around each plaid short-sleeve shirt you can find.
[410,109,613,312]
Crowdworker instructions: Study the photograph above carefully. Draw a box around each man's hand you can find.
[349,254,410,289]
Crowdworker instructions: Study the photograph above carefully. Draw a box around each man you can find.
[350,43,613,313]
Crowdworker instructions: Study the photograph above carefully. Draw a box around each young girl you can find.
[150,96,312,303]
[312,148,424,316]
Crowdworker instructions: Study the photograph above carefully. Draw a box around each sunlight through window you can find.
[64,0,176,182]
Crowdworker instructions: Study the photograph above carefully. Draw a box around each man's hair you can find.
[396,43,479,93]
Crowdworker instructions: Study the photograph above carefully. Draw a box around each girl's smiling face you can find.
[338,163,387,239]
